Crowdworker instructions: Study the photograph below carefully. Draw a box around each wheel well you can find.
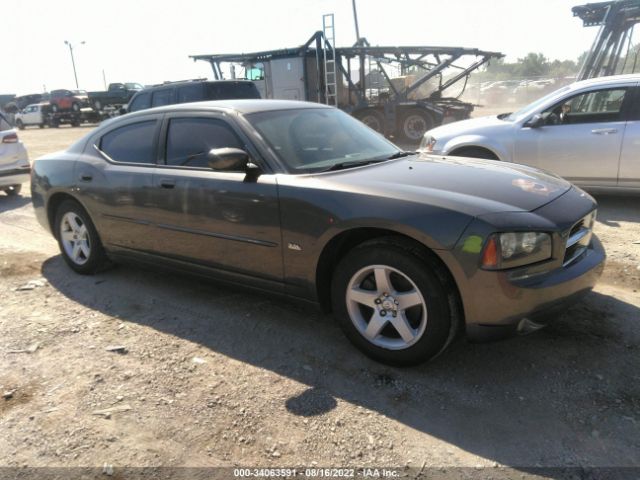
[315,228,463,324]
[46,193,80,236]
[449,146,499,160]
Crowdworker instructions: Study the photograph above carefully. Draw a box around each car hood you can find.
[427,114,510,139]
[313,154,571,217]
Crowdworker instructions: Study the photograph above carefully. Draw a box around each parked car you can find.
[49,89,90,112]
[3,93,46,114]
[15,103,51,129]
[420,74,640,191]
[31,100,604,365]
[0,112,30,196]
[88,83,144,111]
[126,80,260,113]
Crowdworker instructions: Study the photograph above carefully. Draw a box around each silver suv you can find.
[420,74,640,192]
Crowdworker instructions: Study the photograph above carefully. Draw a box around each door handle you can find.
[79,173,93,182]
[159,179,175,189]
[591,128,618,135]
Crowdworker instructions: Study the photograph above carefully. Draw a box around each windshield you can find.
[245,108,400,173]
[73,90,87,95]
[506,85,571,121]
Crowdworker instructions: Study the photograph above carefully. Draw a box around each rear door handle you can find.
[159,179,176,189]
[79,173,92,182]
[591,128,618,135]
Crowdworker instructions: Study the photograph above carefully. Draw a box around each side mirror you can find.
[524,114,545,129]
[207,148,253,171]
[119,107,127,115]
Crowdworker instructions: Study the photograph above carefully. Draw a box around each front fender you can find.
[441,135,510,162]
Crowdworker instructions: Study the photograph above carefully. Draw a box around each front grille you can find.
[563,210,596,267]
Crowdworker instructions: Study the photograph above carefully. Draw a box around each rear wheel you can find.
[331,239,453,365]
[39,123,45,129]
[54,200,107,274]
[399,108,433,143]
[4,184,22,196]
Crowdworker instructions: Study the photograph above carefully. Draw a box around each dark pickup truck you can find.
[88,83,144,110]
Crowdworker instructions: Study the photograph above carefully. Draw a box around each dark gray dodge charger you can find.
[31,100,605,365]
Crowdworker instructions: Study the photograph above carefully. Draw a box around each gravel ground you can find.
[0,125,639,478]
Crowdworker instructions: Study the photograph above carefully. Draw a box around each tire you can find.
[331,238,453,366]
[16,120,24,130]
[4,184,22,196]
[39,123,45,129]
[399,108,433,143]
[355,109,385,134]
[449,147,498,160]
[54,199,107,274]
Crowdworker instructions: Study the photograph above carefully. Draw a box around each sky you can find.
[4,0,597,94]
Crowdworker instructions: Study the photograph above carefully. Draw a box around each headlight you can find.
[419,135,437,152]
[481,232,552,269]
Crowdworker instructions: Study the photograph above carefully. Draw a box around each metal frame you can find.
[190,33,503,108]
[574,0,640,80]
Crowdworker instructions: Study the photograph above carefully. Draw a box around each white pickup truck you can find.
[14,103,49,129]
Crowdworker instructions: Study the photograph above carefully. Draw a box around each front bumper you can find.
[465,234,605,341]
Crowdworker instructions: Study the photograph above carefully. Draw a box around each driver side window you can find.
[542,88,627,126]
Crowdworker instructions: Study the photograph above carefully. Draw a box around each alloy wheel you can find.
[346,264,428,350]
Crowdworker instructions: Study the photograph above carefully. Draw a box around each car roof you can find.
[569,73,640,91]
[125,99,332,118]
[141,80,255,91]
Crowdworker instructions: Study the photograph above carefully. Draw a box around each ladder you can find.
[322,13,338,106]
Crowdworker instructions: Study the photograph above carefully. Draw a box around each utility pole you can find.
[352,0,360,44]
[64,40,85,88]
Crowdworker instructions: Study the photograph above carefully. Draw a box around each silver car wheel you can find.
[60,212,91,266]
[346,264,428,350]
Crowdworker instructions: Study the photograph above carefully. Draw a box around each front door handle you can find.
[159,179,176,189]
[591,128,618,135]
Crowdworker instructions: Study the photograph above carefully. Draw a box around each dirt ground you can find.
[1,124,639,478]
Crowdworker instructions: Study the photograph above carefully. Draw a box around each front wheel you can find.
[54,200,107,274]
[399,109,433,143]
[331,239,453,365]
[16,120,24,130]
[355,109,385,134]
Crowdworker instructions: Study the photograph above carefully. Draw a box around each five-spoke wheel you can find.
[332,238,454,365]
[55,199,107,274]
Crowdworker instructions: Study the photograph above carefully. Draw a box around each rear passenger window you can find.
[177,84,202,103]
[129,92,151,112]
[152,89,173,107]
[100,121,157,164]
[165,118,243,168]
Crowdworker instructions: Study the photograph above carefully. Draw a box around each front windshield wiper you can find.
[322,159,386,172]
[386,150,414,159]
[320,151,414,172]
